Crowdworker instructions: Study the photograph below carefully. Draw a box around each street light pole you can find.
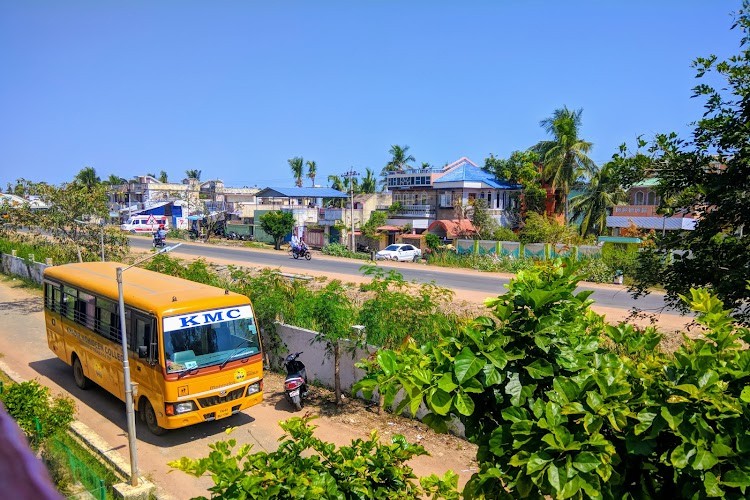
[342,169,359,251]
[116,243,182,487]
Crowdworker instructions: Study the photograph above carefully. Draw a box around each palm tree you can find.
[328,174,343,191]
[360,168,377,193]
[288,157,304,187]
[569,162,627,237]
[74,166,100,190]
[185,169,202,181]
[420,162,432,171]
[532,107,596,222]
[382,145,415,175]
[103,174,126,186]
[306,160,317,187]
[158,170,168,183]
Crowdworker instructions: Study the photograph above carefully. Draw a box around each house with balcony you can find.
[384,157,521,231]
[606,178,697,234]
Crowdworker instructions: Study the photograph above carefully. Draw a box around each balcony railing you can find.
[390,204,435,217]
[612,205,659,216]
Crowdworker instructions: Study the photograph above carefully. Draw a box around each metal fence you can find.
[455,239,602,260]
[46,435,108,500]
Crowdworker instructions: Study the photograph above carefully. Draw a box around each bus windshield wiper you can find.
[219,340,249,370]
[177,367,199,379]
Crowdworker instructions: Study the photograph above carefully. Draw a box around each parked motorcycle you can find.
[283,352,308,410]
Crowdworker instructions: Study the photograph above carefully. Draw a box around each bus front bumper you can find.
[161,391,263,430]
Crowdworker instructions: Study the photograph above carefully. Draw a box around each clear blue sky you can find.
[0,1,741,189]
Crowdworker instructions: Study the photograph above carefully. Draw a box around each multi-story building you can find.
[606,178,697,234]
[384,157,521,231]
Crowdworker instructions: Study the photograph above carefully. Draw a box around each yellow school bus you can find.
[43,262,263,434]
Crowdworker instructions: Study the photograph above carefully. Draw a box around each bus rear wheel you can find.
[72,356,91,390]
[143,399,167,436]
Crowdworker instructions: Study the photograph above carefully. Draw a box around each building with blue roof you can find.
[384,156,521,230]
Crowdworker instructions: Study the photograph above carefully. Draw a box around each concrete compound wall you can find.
[1,253,49,284]
[272,323,376,394]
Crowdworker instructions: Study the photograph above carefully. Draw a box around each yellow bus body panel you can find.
[43,262,264,431]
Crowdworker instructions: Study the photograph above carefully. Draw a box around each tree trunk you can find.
[334,341,342,405]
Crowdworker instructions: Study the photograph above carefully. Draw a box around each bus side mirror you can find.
[137,346,148,358]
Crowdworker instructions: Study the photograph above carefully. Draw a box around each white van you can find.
[120,215,169,233]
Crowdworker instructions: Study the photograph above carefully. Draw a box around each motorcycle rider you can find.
[154,224,167,245]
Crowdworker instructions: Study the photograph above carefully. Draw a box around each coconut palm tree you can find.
[532,107,596,222]
[288,157,304,187]
[569,162,627,237]
[159,170,168,183]
[360,168,377,193]
[382,145,415,174]
[74,166,100,190]
[103,174,126,186]
[185,169,202,181]
[306,160,317,187]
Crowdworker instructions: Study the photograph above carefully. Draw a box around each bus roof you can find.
[43,262,251,318]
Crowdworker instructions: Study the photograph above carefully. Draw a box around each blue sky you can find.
[0,1,741,189]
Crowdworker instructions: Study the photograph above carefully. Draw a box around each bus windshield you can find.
[163,305,260,374]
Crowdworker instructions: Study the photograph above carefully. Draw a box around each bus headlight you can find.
[166,401,196,415]
[246,382,261,395]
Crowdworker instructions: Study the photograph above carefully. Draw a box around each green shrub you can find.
[519,212,579,244]
[578,256,614,283]
[170,415,459,499]
[491,227,519,242]
[355,260,750,498]
[0,380,75,451]
[601,241,639,277]
[321,243,369,260]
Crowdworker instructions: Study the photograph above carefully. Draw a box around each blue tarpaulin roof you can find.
[256,187,348,198]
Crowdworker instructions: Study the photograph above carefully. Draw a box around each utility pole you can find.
[342,169,359,251]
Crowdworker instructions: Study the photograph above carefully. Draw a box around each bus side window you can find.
[134,315,156,361]
[63,286,77,321]
[95,298,118,341]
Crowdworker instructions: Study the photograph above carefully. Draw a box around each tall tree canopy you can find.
[288,157,304,187]
[360,168,377,194]
[158,170,168,183]
[74,166,100,190]
[532,107,596,221]
[306,160,317,187]
[631,4,750,322]
[380,145,415,186]
[185,169,202,181]
[569,162,628,237]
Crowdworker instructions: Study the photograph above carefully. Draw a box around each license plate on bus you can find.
[216,407,232,420]
[289,389,300,397]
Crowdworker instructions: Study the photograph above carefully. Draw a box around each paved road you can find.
[130,236,680,317]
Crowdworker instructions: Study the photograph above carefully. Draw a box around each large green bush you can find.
[170,416,459,499]
[355,259,750,498]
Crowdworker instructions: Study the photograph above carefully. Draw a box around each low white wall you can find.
[273,323,376,393]
[1,253,49,284]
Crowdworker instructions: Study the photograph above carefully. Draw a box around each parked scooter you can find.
[283,352,308,410]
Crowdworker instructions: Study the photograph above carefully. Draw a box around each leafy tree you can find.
[630,6,750,322]
[310,281,357,405]
[569,161,628,237]
[259,210,295,250]
[531,107,597,221]
[359,168,377,194]
[355,260,750,499]
[158,170,168,183]
[420,162,433,170]
[469,198,496,239]
[73,166,100,191]
[3,179,129,262]
[518,212,578,244]
[288,157,304,188]
[170,416,458,499]
[305,160,317,187]
[360,210,387,239]
[484,151,545,217]
[185,169,201,181]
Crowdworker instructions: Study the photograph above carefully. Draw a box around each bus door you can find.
[131,313,161,403]
[44,282,66,358]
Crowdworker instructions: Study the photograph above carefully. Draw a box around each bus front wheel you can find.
[72,356,91,390]
[142,399,167,436]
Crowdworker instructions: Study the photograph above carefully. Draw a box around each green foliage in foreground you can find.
[322,242,371,260]
[355,259,750,499]
[169,416,459,500]
[0,380,75,451]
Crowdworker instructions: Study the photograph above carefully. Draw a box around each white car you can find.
[375,244,422,262]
